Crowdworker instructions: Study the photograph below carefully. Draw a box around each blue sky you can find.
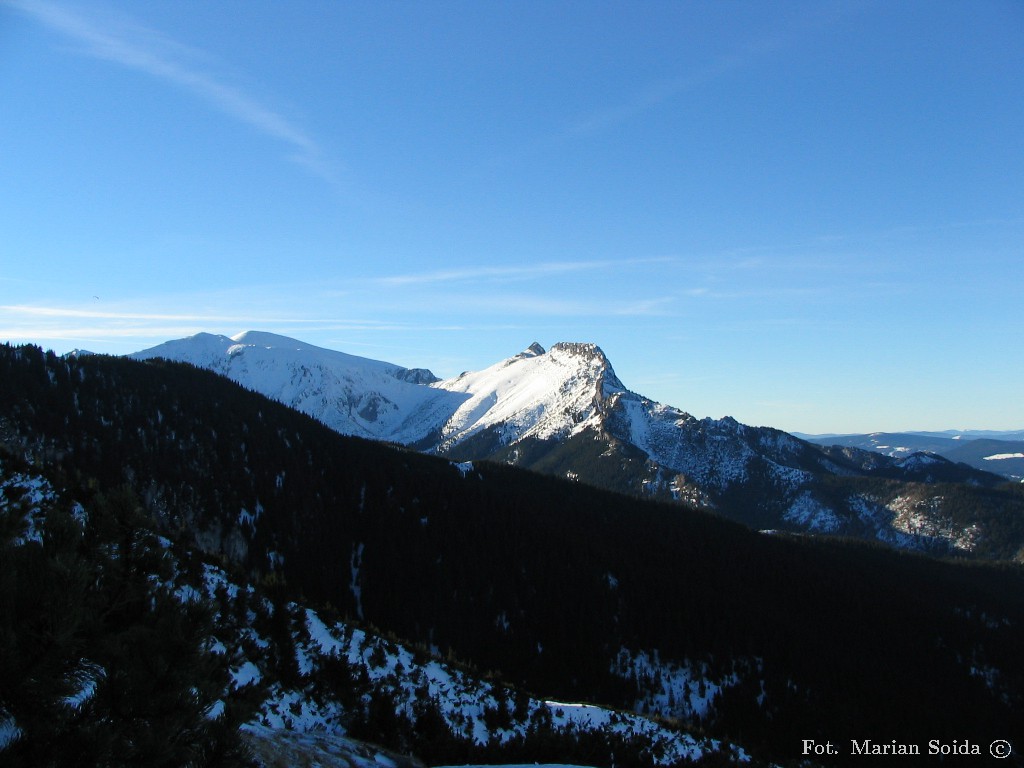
[1,0,1022,434]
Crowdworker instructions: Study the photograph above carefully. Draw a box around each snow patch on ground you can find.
[452,461,475,478]
[886,496,979,552]
[63,660,104,711]
[242,723,417,768]
[611,647,751,723]
[216,594,745,765]
[0,464,59,546]
[783,492,842,533]
[0,712,21,751]
[257,685,347,732]
[231,661,262,690]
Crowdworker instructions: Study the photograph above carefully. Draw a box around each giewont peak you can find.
[549,342,607,362]
[548,342,624,393]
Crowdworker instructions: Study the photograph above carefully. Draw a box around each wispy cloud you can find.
[0,298,494,350]
[0,301,287,350]
[353,257,680,319]
[565,5,853,138]
[354,288,678,320]
[565,65,740,137]
[1,305,244,322]
[10,0,334,182]
[374,256,674,287]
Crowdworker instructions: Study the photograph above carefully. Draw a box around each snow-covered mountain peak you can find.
[129,332,635,454]
[547,342,624,393]
[429,341,628,450]
[130,331,449,441]
[135,331,436,380]
[126,333,811,486]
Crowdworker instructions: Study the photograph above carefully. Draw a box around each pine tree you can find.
[0,482,253,766]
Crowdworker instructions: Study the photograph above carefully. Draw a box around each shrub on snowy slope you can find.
[0,452,751,767]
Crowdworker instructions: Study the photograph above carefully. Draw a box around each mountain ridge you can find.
[129,331,1023,560]
[796,431,1024,481]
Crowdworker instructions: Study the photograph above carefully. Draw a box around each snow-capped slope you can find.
[130,334,634,452]
[607,395,819,492]
[431,342,625,451]
[131,331,461,442]
[132,333,714,473]
[127,331,1013,556]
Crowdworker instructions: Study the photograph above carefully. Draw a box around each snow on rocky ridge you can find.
[129,331,796,485]
[131,334,644,456]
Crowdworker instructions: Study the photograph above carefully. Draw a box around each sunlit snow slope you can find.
[431,342,626,450]
[131,334,639,453]
[131,331,460,442]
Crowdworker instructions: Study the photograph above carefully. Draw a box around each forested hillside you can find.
[2,344,1023,766]
[0,452,750,766]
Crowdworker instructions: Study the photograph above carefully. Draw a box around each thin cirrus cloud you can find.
[1,305,242,321]
[9,0,334,182]
[0,303,279,344]
[357,289,677,319]
[0,300,476,343]
[374,256,676,287]
[0,319,212,346]
[363,258,680,318]
[563,7,849,138]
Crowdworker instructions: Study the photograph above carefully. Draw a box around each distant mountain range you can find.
[795,431,1024,482]
[800,429,1024,441]
[129,331,1024,561]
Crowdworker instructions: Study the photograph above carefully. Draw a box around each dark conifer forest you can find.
[2,343,1023,766]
